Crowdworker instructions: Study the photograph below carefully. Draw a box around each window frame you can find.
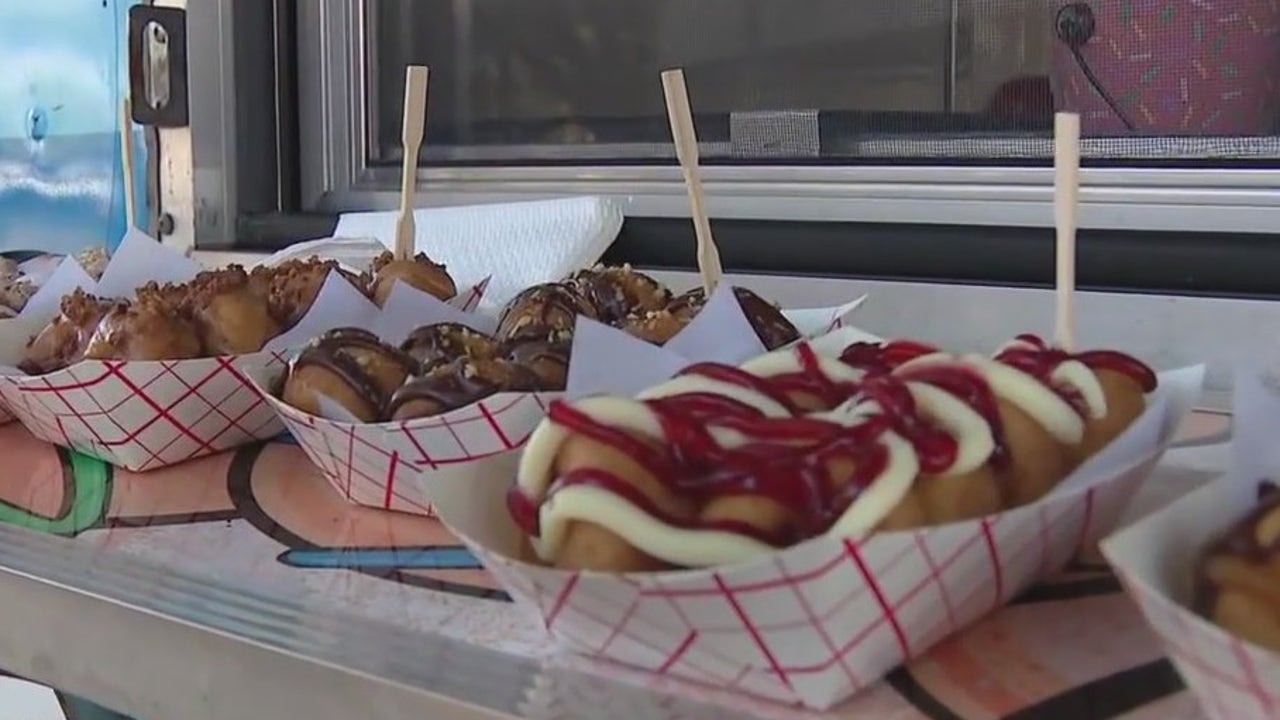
[298,0,1280,230]
[186,0,1280,249]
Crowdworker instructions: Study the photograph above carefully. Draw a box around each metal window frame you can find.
[182,0,1280,249]
[283,0,1280,235]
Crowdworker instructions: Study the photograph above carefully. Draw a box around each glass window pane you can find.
[367,0,1280,165]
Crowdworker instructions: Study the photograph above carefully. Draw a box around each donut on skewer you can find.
[368,251,457,306]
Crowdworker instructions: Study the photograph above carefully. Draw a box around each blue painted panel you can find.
[0,2,148,715]
[0,0,148,255]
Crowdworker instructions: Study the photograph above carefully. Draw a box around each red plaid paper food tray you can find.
[262,388,556,517]
[444,449,1161,711]
[0,351,288,472]
[1104,479,1280,720]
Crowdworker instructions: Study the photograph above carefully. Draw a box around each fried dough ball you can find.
[185,266,281,354]
[281,328,417,422]
[20,289,114,374]
[83,290,202,362]
[250,258,367,329]
[369,251,457,306]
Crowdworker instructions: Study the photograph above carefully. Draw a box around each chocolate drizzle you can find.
[568,266,671,323]
[401,322,495,374]
[500,338,570,390]
[496,283,596,342]
[386,357,543,419]
[289,328,418,411]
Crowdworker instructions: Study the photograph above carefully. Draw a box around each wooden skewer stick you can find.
[394,65,430,261]
[1053,112,1081,352]
[661,68,723,295]
[120,98,138,232]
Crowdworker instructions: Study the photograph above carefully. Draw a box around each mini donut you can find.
[992,336,1157,498]
[186,266,281,354]
[1195,484,1280,652]
[250,258,367,329]
[21,289,114,374]
[369,251,457,306]
[400,322,497,374]
[620,310,688,345]
[281,328,416,422]
[500,339,570,391]
[495,282,598,344]
[895,352,1077,510]
[567,265,671,324]
[1066,363,1155,468]
[544,429,695,572]
[83,293,202,362]
[668,286,800,350]
[386,356,543,421]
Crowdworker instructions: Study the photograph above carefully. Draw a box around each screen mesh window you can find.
[367,0,1280,166]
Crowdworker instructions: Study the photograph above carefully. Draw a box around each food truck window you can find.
[200,0,1280,296]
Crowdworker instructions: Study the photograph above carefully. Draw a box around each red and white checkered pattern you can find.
[460,452,1164,711]
[1112,567,1280,720]
[263,389,556,516]
[0,351,288,472]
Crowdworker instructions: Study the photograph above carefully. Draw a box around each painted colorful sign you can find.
[0,415,1232,720]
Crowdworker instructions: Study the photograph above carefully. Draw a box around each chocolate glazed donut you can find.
[496,282,598,343]
[400,322,498,374]
[500,339,570,391]
[386,357,545,421]
[282,328,417,422]
[567,266,671,324]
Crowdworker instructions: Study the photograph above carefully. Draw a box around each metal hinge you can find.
[127,5,189,127]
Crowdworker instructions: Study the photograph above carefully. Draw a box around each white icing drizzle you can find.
[901,381,994,475]
[638,374,790,416]
[1050,359,1108,420]
[533,397,920,568]
[897,352,1086,444]
[740,346,866,386]
[990,338,1109,420]
[517,356,804,501]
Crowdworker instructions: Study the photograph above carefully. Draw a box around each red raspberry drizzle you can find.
[751,344,863,409]
[508,365,895,544]
[896,363,1010,469]
[854,374,958,474]
[840,339,938,374]
[995,334,1158,413]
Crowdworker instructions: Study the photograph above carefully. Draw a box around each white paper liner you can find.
[1103,371,1280,720]
[566,286,866,398]
[0,254,99,426]
[0,231,490,471]
[429,337,1203,709]
[258,285,867,517]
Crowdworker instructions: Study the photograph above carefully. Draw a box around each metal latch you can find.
[127,5,189,127]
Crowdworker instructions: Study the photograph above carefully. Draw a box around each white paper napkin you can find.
[332,197,623,309]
